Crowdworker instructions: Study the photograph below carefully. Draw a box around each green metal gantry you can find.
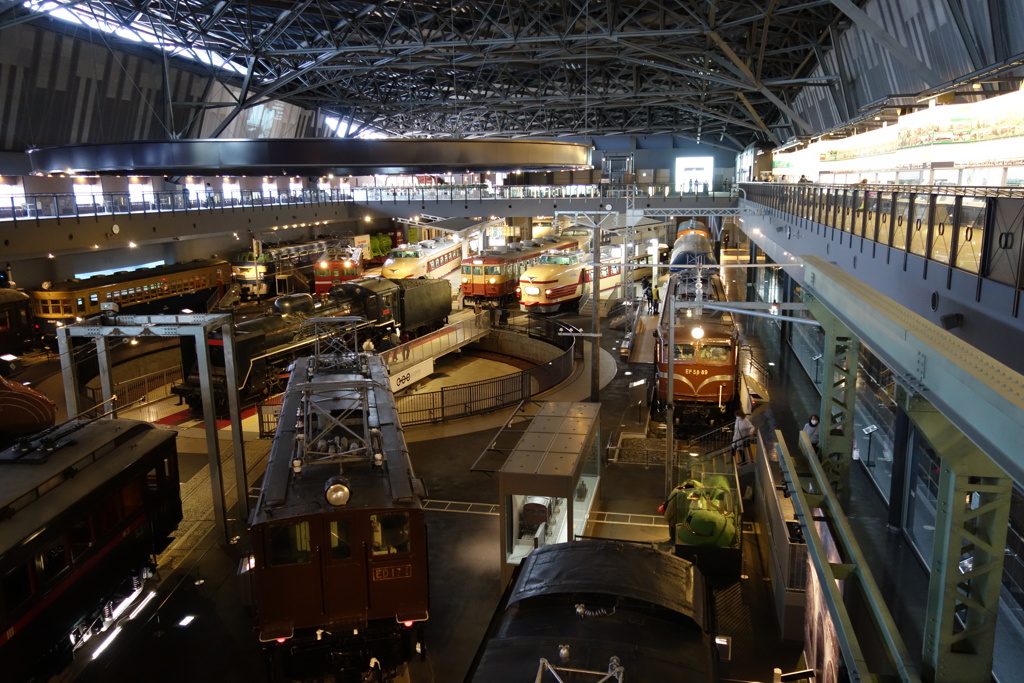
[804,294,858,505]
[905,394,1012,683]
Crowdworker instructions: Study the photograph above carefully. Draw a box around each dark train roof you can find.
[0,419,176,557]
[332,276,400,300]
[37,259,230,293]
[0,288,30,304]
[467,540,715,682]
[511,540,707,626]
[250,354,418,526]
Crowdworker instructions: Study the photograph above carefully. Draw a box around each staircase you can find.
[208,282,242,311]
[274,262,310,295]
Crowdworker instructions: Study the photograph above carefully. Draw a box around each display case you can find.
[497,402,601,583]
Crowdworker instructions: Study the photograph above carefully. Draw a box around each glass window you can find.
[673,343,695,360]
[1,563,32,613]
[38,536,70,582]
[329,520,352,560]
[699,344,731,361]
[94,495,121,536]
[268,522,311,566]
[909,195,930,256]
[891,192,912,250]
[473,266,483,276]
[68,517,93,559]
[121,479,144,515]
[371,512,411,555]
[930,196,955,264]
[485,266,501,275]
[461,265,472,275]
[956,198,985,273]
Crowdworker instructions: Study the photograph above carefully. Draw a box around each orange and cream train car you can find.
[461,235,581,305]
[518,246,652,313]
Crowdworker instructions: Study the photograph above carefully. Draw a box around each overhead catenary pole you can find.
[665,289,675,498]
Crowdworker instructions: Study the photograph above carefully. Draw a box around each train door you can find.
[321,515,370,624]
[253,520,323,635]
[365,510,428,620]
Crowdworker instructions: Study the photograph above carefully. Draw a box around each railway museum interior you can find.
[4,1,1024,682]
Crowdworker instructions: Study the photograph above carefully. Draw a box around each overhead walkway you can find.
[377,311,492,390]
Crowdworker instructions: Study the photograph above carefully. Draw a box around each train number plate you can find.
[372,564,413,581]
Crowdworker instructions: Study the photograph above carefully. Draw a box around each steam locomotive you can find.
[464,540,717,682]
[171,277,451,414]
[249,350,428,682]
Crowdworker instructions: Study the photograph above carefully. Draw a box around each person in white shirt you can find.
[732,409,755,461]
[802,414,820,452]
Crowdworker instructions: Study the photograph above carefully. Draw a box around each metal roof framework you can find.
[0,0,866,149]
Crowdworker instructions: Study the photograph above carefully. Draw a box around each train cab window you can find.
[461,265,472,275]
[2,563,32,613]
[700,344,731,361]
[673,343,695,360]
[37,537,70,583]
[68,517,93,559]
[121,479,144,515]
[268,522,311,565]
[329,520,352,560]
[473,266,483,276]
[370,512,411,555]
[485,266,501,275]
[94,495,122,536]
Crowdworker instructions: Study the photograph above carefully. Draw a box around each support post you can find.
[665,291,675,498]
[590,219,601,403]
[222,322,249,525]
[57,326,80,417]
[194,328,230,542]
[908,396,1012,683]
[805,295,858,506]
[96,336,115,418]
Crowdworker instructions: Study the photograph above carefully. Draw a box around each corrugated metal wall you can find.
[0,22,324,151]
[788,0,1024,139]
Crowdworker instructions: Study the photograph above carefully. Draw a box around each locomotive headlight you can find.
[525,286,540,296]
[488,277,496,284]
[343,260,352,268]
[325,476,351,507]
[691,327,705,339]
[544,289,553,296]
[462,276,469,283]
[319,261,328,268]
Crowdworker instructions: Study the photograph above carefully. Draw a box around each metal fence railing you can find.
[86,365,183,410]
[256,315,579,434]
[393,315,578,427]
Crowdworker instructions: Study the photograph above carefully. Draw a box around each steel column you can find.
[222,322,248,526]
[96,336,115,417]
[907,396,1012,683]
[805,295,858,504]
[57,327,80,417]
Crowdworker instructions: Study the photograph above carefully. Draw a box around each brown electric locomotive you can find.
[248,329,428,682]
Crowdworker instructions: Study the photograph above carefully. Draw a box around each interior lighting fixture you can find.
[178,616,196,627]
[691,327,705,339]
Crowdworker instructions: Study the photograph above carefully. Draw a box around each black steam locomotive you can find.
[249,350,428,682]
[0,417,181,683]
[464,540,718,682]
[172,277,451,414]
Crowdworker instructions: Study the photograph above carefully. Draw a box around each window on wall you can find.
[127,178,153,206]
[72,180,102,206]
[222,178,241,204]
[675,156,714,193]
[0,178,25,208]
